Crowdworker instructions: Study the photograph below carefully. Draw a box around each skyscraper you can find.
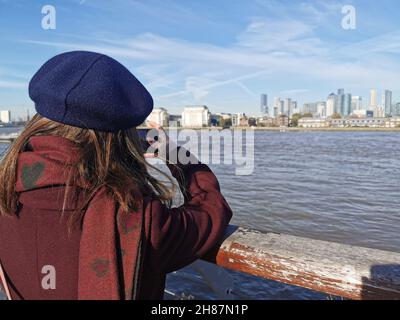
[395,103,400,116]
[273,97,281,117]
[326,93,336,117]
[343,93,352,116]
[317,102,327,117]
[370,89,378,109]
[351,96,363,111]
[291,101,299,114]
[382,90,392,116]
[283,98,292,117]
[260,94,268,115]
[336,89,345,115]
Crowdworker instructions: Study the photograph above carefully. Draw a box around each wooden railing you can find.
[202,225,400,300]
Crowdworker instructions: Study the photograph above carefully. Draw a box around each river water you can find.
[1,128,399,300]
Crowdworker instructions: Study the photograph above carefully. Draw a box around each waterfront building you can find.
[277,115,289,127]
[382,90,393,116]
[298,117,329,128]
[352,109,368,117]
[168,114,182,127]
[181,105,211,127]
[147,107,169,127]
[386,117,400,128]
[231,113,248,127]
[210,113,232,127]
[330,117,387,128]
[260,94,268,115]
[346,118,387,127]
[0,110,11,123]
[248,117,257,127]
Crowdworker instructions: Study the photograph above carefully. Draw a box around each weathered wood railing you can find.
[202,225,400,300]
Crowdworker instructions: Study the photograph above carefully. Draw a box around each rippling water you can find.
[211,131,400,253]
[1,129,399,300]
[167,130,400,300]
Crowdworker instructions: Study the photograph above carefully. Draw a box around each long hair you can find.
[0,114,175,222]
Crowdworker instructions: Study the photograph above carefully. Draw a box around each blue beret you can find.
[29,51,153,132]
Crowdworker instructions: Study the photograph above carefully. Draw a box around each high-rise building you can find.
[374,106,385,118]
[370,89,378,109]
[283,98,292,117]
[351,96,363,111]
[382,90,392,116]
[303,102,319,115]
[273,97,281,117]
[343,93,352,116]
[291,101,300,115]
[326,93,336,117]
[260,94,268,115]
[0,110,11,123]
[394,103,400,116]
[317,102,327,117]
[336,89,345,115]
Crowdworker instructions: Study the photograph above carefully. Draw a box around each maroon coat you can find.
[0,137,232,300]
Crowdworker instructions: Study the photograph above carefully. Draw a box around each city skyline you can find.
[2,86,399,122]
[1,0,400,118]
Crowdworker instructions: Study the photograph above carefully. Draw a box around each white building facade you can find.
[147,107,169,127]
[181,106,211,127]
[326,93,336,117]
[0,110,11,123]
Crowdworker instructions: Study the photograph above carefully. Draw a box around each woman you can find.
[0,51,232,300]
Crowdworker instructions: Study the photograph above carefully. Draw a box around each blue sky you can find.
[0,0,400,119]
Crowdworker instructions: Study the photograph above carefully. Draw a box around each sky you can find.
[0,0,400,119]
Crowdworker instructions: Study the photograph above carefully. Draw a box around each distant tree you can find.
[221,118,232,128]
[290,113,302,127]
[302,112,313,118]
[331,113,342,119]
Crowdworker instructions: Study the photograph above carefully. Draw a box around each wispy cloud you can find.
[15,0,400,113]
[22,19,400,95]
[0,80,27,89]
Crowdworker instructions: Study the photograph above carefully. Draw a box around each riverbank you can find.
[249,127,400,132]
[138,126,400,132]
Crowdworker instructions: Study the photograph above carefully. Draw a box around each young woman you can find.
[0,51,232,300]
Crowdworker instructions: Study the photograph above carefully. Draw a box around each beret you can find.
[29,51,153,132]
